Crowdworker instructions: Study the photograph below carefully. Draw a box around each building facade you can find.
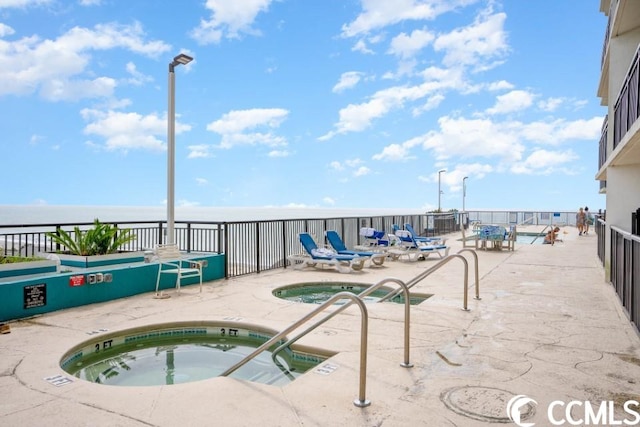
[597,0,640,273]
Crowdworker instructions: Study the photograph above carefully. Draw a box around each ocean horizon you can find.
[0,205,429,226]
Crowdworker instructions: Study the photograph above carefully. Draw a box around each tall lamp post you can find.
[437,169,446,212]
[462,176,468,212]
[167,53,193,245]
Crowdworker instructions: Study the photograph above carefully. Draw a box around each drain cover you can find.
[441,386,535,423]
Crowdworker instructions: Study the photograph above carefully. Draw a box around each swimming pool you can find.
[515,232,545,244]
[60,321,332,387]
[273,282,432,305]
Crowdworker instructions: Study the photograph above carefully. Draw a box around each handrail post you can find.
[457,248,481,300]
[220,291,371,408]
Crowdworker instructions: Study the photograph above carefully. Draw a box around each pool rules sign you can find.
[24,283,46,309]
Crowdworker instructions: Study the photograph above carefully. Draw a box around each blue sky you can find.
[0,0,607,212]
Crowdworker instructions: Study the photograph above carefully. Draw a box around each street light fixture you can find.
[438,169,446,212]
[463,176,468,213]
[167,53,193,245]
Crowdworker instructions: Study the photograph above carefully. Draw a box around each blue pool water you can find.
[273,282,431,305]
[60,323,329,387]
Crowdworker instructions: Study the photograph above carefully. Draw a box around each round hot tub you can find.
[60,321,332,387]
[273,282,432,305]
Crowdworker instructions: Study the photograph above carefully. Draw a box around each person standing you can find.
[584,206,591,235]
[576,207,586,235]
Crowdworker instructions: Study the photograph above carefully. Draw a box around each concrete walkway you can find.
[1,226,639,426]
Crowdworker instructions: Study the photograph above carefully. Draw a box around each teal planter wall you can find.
[0,261,58,279]
[0,254,225,323]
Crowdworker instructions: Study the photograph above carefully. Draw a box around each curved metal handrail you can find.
[220,291,372,408]
[272,277,414,368]
[380,253,476,311]
[456,248,480,301]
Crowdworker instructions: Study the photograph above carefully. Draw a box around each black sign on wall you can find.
[24,283,47,309]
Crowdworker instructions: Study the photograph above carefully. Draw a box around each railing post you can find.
[256,222,261,274]
[157,222,164,246]
[184,223,191,252]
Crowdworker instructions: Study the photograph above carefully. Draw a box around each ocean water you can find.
[0,205,426,226]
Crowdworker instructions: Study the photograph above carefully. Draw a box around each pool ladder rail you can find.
[221,249,480,408]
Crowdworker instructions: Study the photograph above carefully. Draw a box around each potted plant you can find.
[46,219,143,268]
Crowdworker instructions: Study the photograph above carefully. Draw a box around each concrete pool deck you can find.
[1,225,639,426]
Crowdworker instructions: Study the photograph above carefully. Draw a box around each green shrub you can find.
[46,219,136,256]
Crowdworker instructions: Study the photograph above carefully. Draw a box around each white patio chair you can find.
[154,244,203,295]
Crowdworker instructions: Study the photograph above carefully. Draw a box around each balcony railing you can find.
[613,44,640,150]
[599,115,608,171]
[610,225,640,332]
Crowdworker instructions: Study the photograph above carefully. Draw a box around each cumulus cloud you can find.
[188,144,212,159]
[387,28,434,59]
[81,108,191,152]
[510,149,579,174]
[333,71,365,93]
[486,89,535,115]
[207,108,289,149]
[433,10,508,70]
[0,22,169,100]
[341,0,480,38]
[191,0,274,44]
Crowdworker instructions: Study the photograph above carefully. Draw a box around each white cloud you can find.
[351,39,374,54]
[433,10,508,70]
[191,0,275,44]
[333,71,364,93]
[195,177,208,185]
[0,0,51,8]
[538,97,563,112]
[354,166,371,177]
[207,108,289,149]
[188,144,212,158]
[320,71,463,139]
[125,62,153,86]
[341,0,480,38]
[510,149,578,175]
[0,23,15,36]
[323,196,336,205]
[0,22,170,100]
[387,28,434,59]
[268,149,290,157]
[486,89,535,115]
[372,143,415,161]
[81,109,191,152]
[79,0,102,5]
[329,161,344,170]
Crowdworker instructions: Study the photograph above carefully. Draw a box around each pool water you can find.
[273,283,431,305]
[515,233,545,244]
[61,324,328,387]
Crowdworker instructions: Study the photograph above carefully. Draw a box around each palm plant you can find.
[47,219,136,256]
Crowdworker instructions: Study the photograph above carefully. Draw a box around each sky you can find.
[0,0,607,213]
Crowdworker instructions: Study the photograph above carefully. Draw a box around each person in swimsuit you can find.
[543,226,560,245]
[576,207,586,235]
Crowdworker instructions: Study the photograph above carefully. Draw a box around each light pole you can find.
[167,53,193,245]
[437,169,446,212]
[462,176,468,213]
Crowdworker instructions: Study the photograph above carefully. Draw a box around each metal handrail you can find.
[380,252,478,311]
[456,248,480,301]
[272,277,413,368]
[220,291,372,408]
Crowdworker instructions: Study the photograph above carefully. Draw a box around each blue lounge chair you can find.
[358,227,392,247]
[325,230,386,266]
[394,228,450,260]
[403,223,446,245]
[288,233,368,273]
